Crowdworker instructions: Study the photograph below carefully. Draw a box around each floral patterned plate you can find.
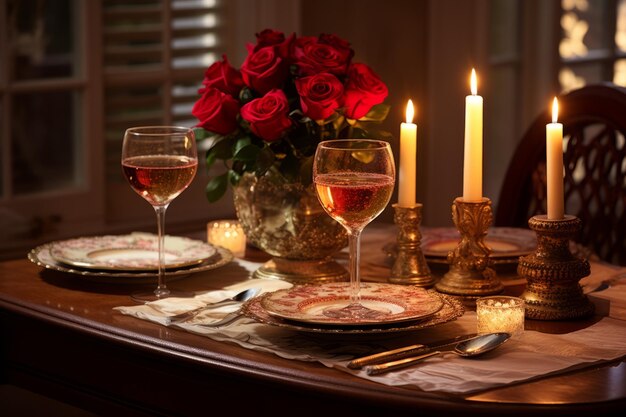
[28,242,232,284]
[243,290,463,335]
[260,282,444,326]
[48,233,217,271]
[384,227,537,266]
[422,227,536,261]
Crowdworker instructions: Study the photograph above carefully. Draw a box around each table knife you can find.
[347,333,478,369]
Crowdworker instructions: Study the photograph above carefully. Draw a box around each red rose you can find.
[241,45,289,95]
[253,30,295,60]
[255,29,285,47]
[343,63,388,120]
[199,55,244,97]
[319,33,353,57]
[192,88,240,135]
[295,73,344,121]
[240,89,292,142]
[294,35,353,76]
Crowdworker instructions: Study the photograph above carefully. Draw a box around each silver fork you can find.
[157,287,261,324]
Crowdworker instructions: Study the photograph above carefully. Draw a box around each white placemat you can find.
[114,225,626,394]
[115,282,626,394]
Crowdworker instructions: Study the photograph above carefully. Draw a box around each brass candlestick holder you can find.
[517,215,594,320]
[435,197,503,297]
[389,203,435,287]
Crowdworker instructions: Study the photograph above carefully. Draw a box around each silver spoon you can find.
[365,332,511,375]
[164,287,261,324]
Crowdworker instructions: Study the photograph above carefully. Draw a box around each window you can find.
[0,0,229,259]
[101,0,225,224]
[0,0,300,259]
[558,0,626,91]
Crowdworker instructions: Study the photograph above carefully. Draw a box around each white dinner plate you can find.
[260,282,444,326]
[28,242,232,284]
[49,233,217,271]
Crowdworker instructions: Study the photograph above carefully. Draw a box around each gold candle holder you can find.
[517,215,594,320]
[435,197,503,297]
[389,203,435,287]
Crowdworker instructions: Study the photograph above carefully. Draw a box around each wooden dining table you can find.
[1,225,625,417]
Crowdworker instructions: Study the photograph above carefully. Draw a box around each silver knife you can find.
[347,333,478,369]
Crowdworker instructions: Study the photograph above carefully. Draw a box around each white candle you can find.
[207,220,246,257]
[546,97,564,220]
[399,99,417,207]
[463,69,484,202]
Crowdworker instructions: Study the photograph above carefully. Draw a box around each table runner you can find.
[114,226,626,394]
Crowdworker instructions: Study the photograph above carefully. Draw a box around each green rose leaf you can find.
[358,103,391,123]
[205,150,218,170]
[233,136,251,155]
[205,173,228,202]
[208,135,234,159]
[192,127,210,141]
[234,144,261,162]
[255,146,275,176]
[228,169,241,186]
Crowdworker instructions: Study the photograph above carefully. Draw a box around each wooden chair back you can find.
[496,83,626,265]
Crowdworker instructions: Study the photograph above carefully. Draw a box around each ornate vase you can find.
[233,170,348,283]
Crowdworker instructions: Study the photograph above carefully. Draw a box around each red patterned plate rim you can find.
[243,291,464,335]
[260,282,444,326]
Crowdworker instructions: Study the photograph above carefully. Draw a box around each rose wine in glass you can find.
[121,126,198,302]
[313,139,395,319]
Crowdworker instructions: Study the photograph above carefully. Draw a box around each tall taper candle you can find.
[463,69,483,202]
[399,99,417,207]
[546,97,564,220]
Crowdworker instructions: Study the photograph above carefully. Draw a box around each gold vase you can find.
[233,170,348,283]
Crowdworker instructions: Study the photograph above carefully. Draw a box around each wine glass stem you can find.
[347,228,362,305]
[154,205,170,299]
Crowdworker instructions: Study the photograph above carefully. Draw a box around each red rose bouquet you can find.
[192,29,391,202]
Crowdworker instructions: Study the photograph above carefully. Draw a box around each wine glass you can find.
[121,126,198,302]
[313,139,395,320]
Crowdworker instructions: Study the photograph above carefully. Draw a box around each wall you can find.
[302,0,489,226]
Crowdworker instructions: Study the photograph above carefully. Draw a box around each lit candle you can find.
[399,99,417,207]
[463,68,483,202]
[207,220,246,257]
[476,296,525,337]
[546,97,564,220]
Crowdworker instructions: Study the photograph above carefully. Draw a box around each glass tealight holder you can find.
[476,296,525,337]
[207,220,246,257]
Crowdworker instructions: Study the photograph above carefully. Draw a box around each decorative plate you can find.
[28,243,232,284]
[242,291,464,335]
[260,282,444,326]
[384,227,537,266]
[49,233,217,271]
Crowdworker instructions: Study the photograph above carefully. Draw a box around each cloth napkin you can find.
[114,278,293,326]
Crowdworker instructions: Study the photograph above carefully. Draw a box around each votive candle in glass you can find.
[476,296,525,337]
[207,220,246,257]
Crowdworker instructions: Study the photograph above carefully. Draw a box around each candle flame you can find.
[470,68,478,95]
[552,97,559,123]
[406,99,415,124]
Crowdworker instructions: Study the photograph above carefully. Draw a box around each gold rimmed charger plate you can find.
[48,233,217,271]
[242,291,464,335]
[28,243,233,284]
